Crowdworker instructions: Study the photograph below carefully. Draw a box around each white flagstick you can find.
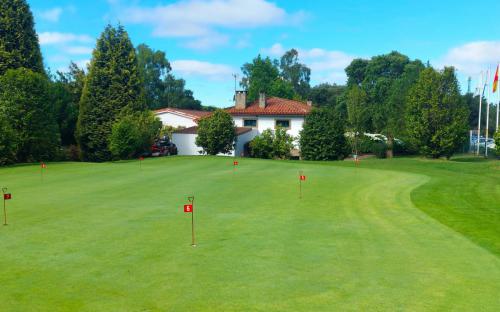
[477,72,483,155]
[485,68,490,157]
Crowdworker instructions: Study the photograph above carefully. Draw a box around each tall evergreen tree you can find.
[0,0,44,75]
[406,67,469,159]
[0,68,60,162]
[77,25,145,162]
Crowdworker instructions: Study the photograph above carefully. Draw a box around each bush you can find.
[299,108,349,160]
[494,130,500,156]
[249,128,294,159]
[196,110,236,155]
[373,142,388,158]
[109,111,162,159]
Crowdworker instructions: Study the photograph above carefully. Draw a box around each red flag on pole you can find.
[233,161,238,166]
[139,156,144,161]
[3,193,11,200]
[184,204,193,213]
[493,64,499,93]
[41,162,47,169]
[300,175,306,181]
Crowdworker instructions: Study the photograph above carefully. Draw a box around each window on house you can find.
[275,119,290,129]
[243,119,257,127]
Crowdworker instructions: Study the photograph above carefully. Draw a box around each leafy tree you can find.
[136,44,171,109]
[77,24,145,162]
[162,74,202,110]
[345,51,424,157]
[249,128,294,159]
[0,68,60,162]
[108,111,161,159]
[0,112,18,165]
[346,85,368,155]
[241,55,280,102]
[299,108,348,160]
[463,93,497,135]
[308,83,346,108]
[494,130,500,155]
[136,44,202,110]
[51,62,86,146]
[0,0,44,75]
[279,49,311,98]
[195,110,236,155]
[406,67,469,159]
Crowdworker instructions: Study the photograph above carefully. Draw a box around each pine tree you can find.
[77,25,145,162]
[0,68,60,162]
[406,67,469,159]
[0,0,44,75]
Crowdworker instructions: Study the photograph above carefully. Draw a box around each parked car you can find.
[150,136,177,157]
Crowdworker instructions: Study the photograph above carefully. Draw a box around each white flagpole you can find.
[477,71,483,155]
[496,63,499,132]
[485,67,490,157]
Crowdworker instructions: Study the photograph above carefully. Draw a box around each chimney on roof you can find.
[306,100,312,107]
[259,92,266,108]
[235,90,247,109]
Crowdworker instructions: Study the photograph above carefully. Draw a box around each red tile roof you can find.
[226,97,312,116]
[154,108,211,119]
[174,126,253,135]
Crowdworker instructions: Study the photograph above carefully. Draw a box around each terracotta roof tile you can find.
[226,97,312,116]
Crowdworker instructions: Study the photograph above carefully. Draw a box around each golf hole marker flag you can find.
[300,175,306,181]
[184,204,193,213]
[233,161,238,166]
[2,187,11,225]
[41,162,47,169]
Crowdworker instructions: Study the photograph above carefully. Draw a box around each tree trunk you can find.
[386,136,394,158]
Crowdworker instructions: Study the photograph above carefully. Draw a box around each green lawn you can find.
[0,156,499,311]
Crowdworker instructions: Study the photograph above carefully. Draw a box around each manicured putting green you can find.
[0,156,499,311]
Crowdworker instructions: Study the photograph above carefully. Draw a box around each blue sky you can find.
[31,0,500,107]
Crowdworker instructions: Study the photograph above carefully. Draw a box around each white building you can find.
[160,92,312,157]
[154,108,211,128]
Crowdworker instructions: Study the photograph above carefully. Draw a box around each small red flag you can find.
[233,161,238,165]
[300,175,306,181]
[139,156,144,161]
[3,193,11,200]
[41,163,47,169]
[184,204,193,213]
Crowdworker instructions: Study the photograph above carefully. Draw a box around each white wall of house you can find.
[172,133,203,155]
[172,129,259,157]
[157,112,197,128]
[228,129,259,157]
[232,115,304,146]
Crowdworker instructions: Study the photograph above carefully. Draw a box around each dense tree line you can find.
[0,0,480,164]
[0,0,207,165]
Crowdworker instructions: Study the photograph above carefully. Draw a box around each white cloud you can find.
[262,43,356,85]
[65,46,94,55]
[119,0,306,50]
[183,33,229,51]
[171,60,235,81]
[438,41,500,76]
[38,7,63,22]
[39,32,93,45]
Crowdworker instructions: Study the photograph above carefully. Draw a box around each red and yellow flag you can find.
[493,64,499,93]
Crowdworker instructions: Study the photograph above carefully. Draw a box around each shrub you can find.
[109,111,162,159]
[196,110,236,155]
[249,128,294,159]
[299,108,349,160]
[494,130,500,156]
[373,142,388,158]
